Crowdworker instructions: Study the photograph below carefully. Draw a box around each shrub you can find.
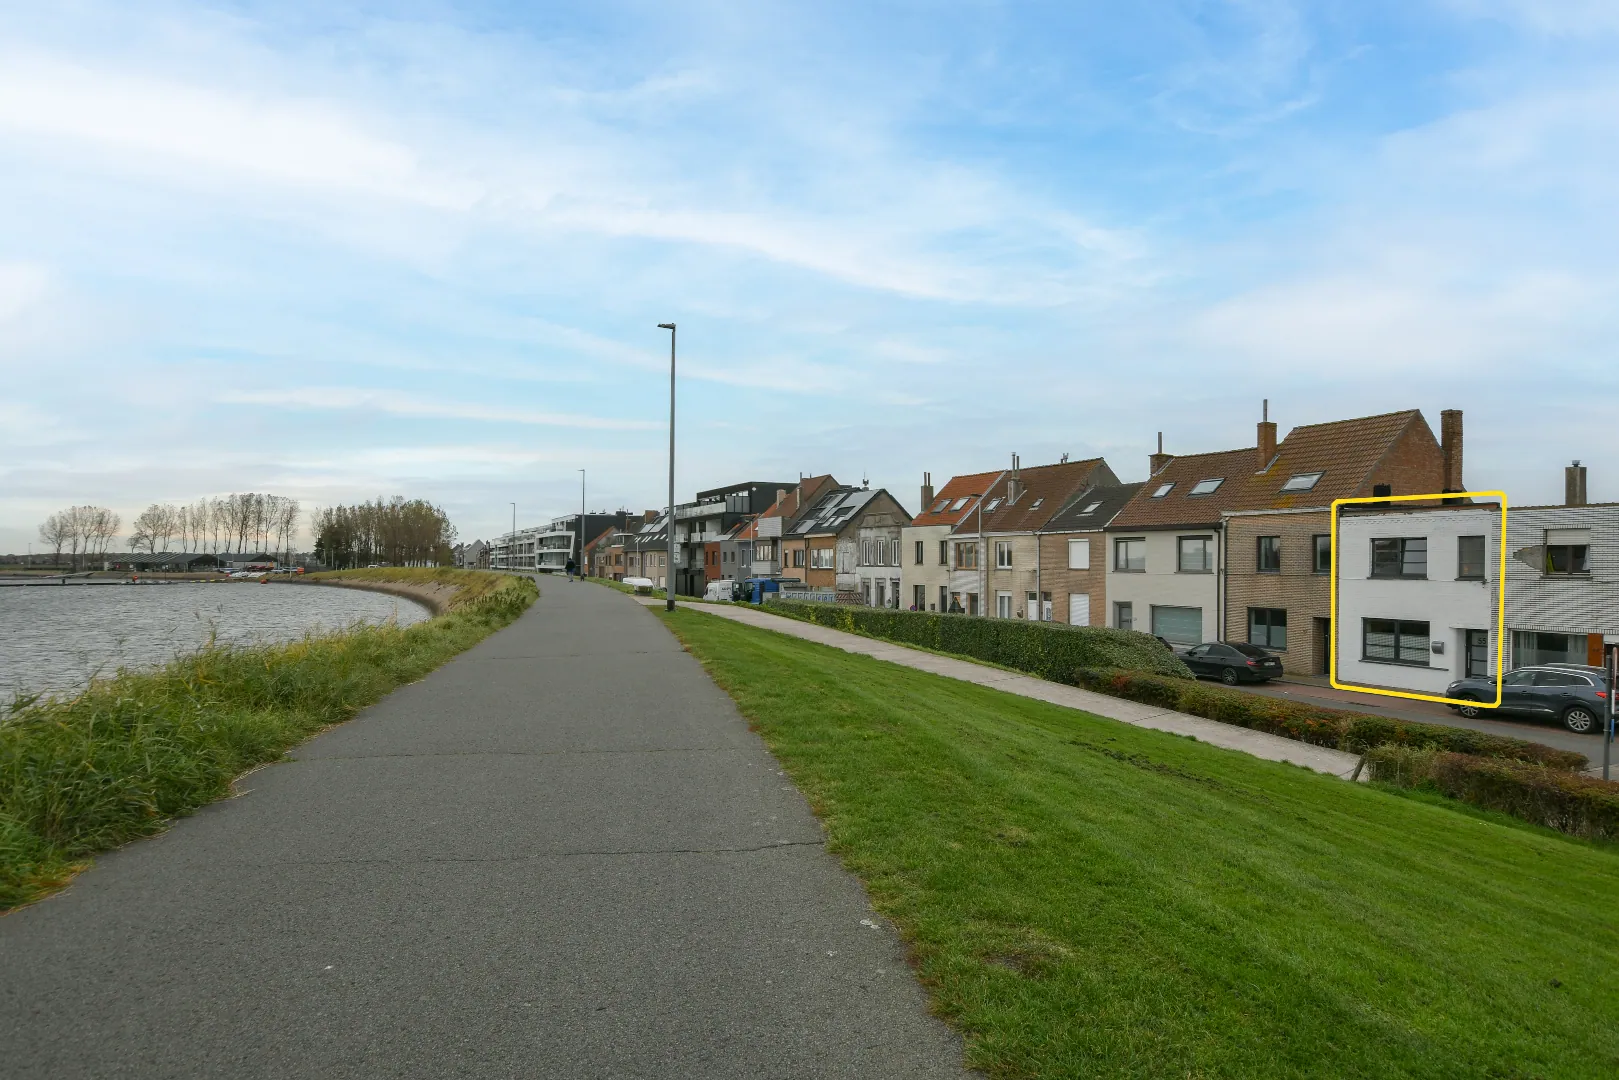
[1070,668,1585,768]
[770,602,1193,680]
[1367,746,1619,840]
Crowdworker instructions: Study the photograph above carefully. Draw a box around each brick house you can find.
[1106,405,1462,669]
[1034,482,1142,626]
[753,475,840,582]
[783,485,910,598]
[950,456,1119,620]
[899,470,1004,613]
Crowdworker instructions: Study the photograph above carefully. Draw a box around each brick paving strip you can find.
[642,598,1363,781]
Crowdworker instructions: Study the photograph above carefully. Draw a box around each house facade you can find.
[1501,463,1619,669]
[899,470,1002,613]
[753,475,839,581]
[1034,482,1142,626]
[1334,504,1501,695]
[670,481,793,596]
[855,501,911,607]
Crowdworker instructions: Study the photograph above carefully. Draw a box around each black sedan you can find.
[1446,666,1611,734]
[1178,642,1284,685]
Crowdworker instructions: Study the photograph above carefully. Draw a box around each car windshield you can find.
[1228,643,1272,658]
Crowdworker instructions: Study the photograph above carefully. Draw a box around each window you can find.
[995,541,1013,569]
[939,539,949,565]
[931,498,948,513]
[1536,670,1591,688]
[1256,536,1281,573]
[861,579,872,605]
[1115,601,1133,631]
[1465,629,1490,678]
[810,547,835,569]
[956,542,978,570]
[914,540,925,565]
[1114,538,1146,572]
[1189,478,1224,496]
[1151,605,1203,645]
[1511,631,1584,667]
[1067,538,1090,570]
[950,497,970,511]
[985,498,1002,512]
[1030,498,1043,509]
[875,537,887,565]
[1249,607,1287,649]
[1079,501,1102,514]
[1312,534,1331,574]
[1177,536,1213,573]
[1371,537,1426,578]
[1280,472,1323,493]
[939,585,948,613]
[997,592,1013,618]
[1457,535,1486,580]
[1151,482,1174,498]
[1544,530,1590,574]
[914,584,925,610]
[1363,619,1431,666]
[967,593,980,616]
[791,548,804,568]
[890,540,902,567]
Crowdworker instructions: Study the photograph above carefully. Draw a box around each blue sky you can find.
[2,0,1616,551]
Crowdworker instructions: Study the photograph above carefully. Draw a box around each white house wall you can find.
[1102,530,1219,643]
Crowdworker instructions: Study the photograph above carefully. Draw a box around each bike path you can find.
[0,579,969,1078]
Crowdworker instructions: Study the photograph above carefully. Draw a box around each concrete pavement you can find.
[0,579,970,1078]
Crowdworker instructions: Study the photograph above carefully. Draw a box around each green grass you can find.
[0,570,536,911]
[659,606,1619,1080]
[305,565,516,605]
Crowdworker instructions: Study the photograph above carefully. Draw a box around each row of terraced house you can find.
[561,404,1615,688]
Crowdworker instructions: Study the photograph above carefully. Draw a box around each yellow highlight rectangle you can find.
[1328,491,1508,708]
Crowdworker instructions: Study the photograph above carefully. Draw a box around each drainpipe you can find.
[978,501,986,617]
[1217,517,1227,643]
[1034,529,1042,621]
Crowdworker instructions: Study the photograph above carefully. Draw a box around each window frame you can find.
[1189,477,1224,496]
[1067,537,1090,570]
[1113,537,1146,573]
[1456,535,1486,580]
[1279,471,1324,493]
[1256,535,1281,574]
[1544,544,1590,575]
[1114,601,1133,631]
[1370,537,1427,579]
[1248,606,1287,650]
[1361,618,1432,667]
[955,541,978,570]
[995,540,1013,569]
[1150,482,1174,498]
[914,539,925,565]
[1312,534,1331,574]
[1177,535,1214,574]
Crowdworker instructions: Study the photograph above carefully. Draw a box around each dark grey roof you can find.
[790,487,878,536]
[1040,483,1145,533]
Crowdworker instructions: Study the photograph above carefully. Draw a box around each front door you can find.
[1465,630,1489,678]
[1314,618,1332,676]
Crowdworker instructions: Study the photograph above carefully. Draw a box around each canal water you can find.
[0,582,432,700]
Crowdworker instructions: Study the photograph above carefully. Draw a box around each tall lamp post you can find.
[658,322,676,612]
[510,502,516,573]
[579,468,586,577]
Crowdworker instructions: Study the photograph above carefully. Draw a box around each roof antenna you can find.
[1263,399,1269,421]
[1060,452,1069,463]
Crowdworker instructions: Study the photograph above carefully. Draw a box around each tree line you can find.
[125,494,303,559]
[310,498,457,569]
[35,506,122,570]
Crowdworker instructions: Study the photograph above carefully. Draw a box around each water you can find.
[0,581,432,699]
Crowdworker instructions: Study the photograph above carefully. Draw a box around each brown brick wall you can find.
[1036,531,1108,625]
[1361,422,1448,500]
[1224,511,1334,675]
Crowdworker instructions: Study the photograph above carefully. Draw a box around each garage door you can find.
[1068,593,1089,626]
[1151,605,1203,645]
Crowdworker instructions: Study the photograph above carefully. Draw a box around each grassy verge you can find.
[659,606,1619,1079]
[0,570,536,910]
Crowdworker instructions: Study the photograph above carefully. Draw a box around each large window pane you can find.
[1177,537,1212,573]
[1511,630,1582,667]
[1457,535,1486,579]
[1249,607,1287,649]
[1114,539,1145,572]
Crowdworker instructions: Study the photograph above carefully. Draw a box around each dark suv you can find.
[1445,666,1611,734]
[1179,642,1284,685]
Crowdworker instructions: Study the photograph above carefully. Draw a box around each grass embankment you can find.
[659,607,1619,1079]
[0,569,537,910]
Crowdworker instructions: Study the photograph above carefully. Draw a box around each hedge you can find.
[1367,746,1619,840]
[1072,668,1588,769]
[769,602,1193,680]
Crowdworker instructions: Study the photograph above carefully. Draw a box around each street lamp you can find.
[658,322,676,612]
[510,502,516,572]
[579,468,586,577]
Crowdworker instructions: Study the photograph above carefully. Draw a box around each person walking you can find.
[565,557,577,582]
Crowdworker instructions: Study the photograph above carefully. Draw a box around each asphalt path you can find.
[0,579,970,1078]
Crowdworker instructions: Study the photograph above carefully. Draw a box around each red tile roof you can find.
[910,470,1005,527]
[954,458,1115,534]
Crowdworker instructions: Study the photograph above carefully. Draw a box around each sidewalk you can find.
[641,599,1362,781]
[1,580,970,1078]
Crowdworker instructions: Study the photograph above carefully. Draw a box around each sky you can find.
[2,0,1616,552]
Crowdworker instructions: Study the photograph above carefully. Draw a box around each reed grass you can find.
[0,570,536,910]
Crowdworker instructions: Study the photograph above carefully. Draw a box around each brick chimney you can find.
[1006,454,1022,503]
[1257,399,1277,471]
[1440,409,1464,493]
[1149,432,1172,476]
[920,472,934,511]
[1566,460,1588,507]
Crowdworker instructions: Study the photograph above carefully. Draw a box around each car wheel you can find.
[1453,696,1483,719]
[1563,706,1598,734]
[1220,667,1239,686]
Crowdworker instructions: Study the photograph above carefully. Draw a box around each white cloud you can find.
[218,387,661,430]
[0,262,50,324]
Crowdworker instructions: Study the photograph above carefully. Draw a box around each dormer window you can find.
[1280,471,1323,493]
[1151,483,1174,498]
[1189,478,1224,496]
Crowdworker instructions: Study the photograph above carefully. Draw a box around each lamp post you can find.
[510,502,516,572]
[658,322,676,612]
[579,468,586,577]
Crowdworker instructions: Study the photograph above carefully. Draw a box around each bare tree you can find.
[37,512,69,568]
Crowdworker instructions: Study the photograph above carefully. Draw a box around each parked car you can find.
[1178,641,1284,684]
[1446,666,1610,734]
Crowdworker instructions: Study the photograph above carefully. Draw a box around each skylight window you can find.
[950,497,969,510]
[1189,478,1224,496]
[931,498,948,513]
[985,498,1002,511]
[1151,483,1174,498]
[1030,498,1043,509]
[1079,501,1102,514]
[1280,471,1324,493]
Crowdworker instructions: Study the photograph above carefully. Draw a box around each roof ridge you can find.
[1283,408,1420,434]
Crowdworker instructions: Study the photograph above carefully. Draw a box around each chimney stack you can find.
[1149,432,1171,476]
[920,472,934,511]
[1257,399,1277,471]
[1007,454,1022,503]
[1440,409,1464,493]
[1566,460,1588,507]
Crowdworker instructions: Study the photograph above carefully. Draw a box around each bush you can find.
[1367,747,1619,840]
[770,602,1193,680]
[1070,668,1586,768]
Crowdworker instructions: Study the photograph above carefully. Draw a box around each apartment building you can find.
[1034,482,1142,626]
[899,470,1002,613]
[753,475,839,581]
